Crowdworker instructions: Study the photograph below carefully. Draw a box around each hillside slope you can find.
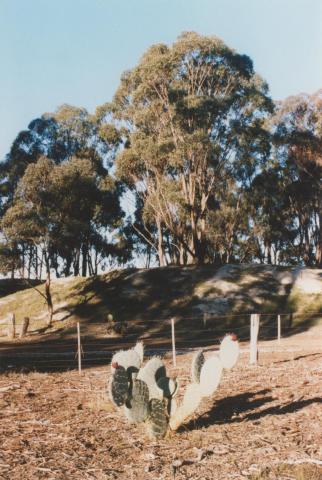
[0,265,321,341]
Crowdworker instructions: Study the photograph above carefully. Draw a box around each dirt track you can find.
[0,328,322,480]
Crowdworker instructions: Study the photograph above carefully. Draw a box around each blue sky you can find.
[0,0,321,160]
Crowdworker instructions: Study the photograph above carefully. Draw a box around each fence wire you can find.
[0,311,321,371]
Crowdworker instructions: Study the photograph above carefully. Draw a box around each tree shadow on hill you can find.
[0,278,44,298]
[0,265,321,373]
[65,264,321,342]
[180,389,322,432]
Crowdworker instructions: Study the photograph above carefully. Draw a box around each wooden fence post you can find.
[20,317,30,338]
[8,313,16,339]
[250,313,260,365]
[277,314,281,344]
[171,317,177,367]
[77,322,82,375]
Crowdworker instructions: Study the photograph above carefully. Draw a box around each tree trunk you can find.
[94,249,98,275]
[264,241,272,264]
[27,245,32,279]
[64,254,72,277]
[303,225,311,266]
[39,249,44,280]
[35,246,39,279]
[74,249,80,276]
[315,211,322,267]
[44,252,53,327]
[88,252,94,276]
[81,244,88,277]
[21,244,25,279]
[156,217,166,267]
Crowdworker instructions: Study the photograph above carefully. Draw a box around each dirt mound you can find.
[0,265,321,341]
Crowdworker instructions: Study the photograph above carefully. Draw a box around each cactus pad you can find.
[191,350,205,383]
[137,357,166,400]
[109,365,129,407]
[199,355,223,397]
[169,383,201,431]
[146,399,168,438]
[111,348,141,376]
[219,334,239,369]
[157,377,178,398]
[134,341,144,364]
[124,379,150,423]
[167,397,177,417]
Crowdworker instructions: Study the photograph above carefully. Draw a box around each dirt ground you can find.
[0,328,322,480]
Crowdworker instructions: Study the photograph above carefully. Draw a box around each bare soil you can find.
[0,328,322,480]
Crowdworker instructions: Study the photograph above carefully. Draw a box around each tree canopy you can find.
[1,32,321,277]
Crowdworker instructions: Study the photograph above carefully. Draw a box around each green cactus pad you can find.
[124,379,150,423]
[109,366,129,407]
[191,350,205,383]
[146,399,168,438]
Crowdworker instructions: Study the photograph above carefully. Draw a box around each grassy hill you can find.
[0,264,321,342]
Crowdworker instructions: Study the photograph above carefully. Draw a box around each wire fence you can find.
[0,310,321,372]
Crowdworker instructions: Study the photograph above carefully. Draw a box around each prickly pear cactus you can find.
[191,350,205,383]
[167,396,177,417]
[146,399,168,439]
[124,379,150,423]
[199,355,223,397]
[134,341,144,364]
[107,335,240,437]
[219,333,239,369]
[109,365,129,407]
[157,377,178,398]
[169,335,239,431]
[169,383,201,431]
[111,347,141,375]
[137,357,166,400]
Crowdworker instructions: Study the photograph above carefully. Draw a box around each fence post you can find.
[171,317,177,367]
[77,322,82,375]
[20,317,30,338]
[8,313,16,339]
[250,313,260,365]
[277,314,281,344]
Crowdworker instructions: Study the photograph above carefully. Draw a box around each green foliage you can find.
[0,242,22,275]
[0,33,321,272]
[109,31,273,265]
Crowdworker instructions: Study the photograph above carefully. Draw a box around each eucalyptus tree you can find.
[0,104,125,277]
[1,155,124,322]
[106,32,273,265]
[272,90,322,266]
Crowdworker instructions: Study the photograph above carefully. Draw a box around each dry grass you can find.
[248,463,322,480]
[0,333,321,480]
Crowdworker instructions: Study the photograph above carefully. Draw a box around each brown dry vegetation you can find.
[0,328,322,480]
